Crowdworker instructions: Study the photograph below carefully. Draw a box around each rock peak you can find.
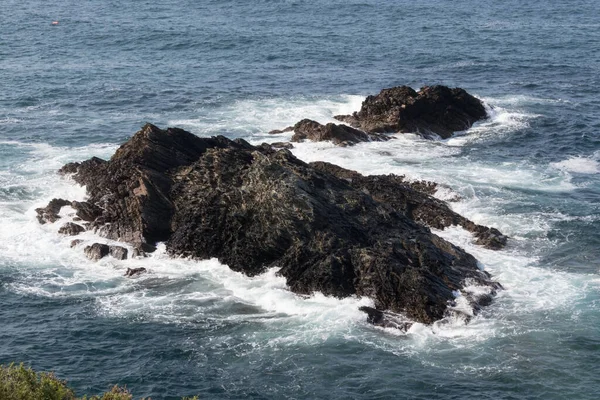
[334,85,487,139]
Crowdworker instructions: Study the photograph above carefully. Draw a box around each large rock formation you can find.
[334,85,488,139]
[45,123,505,325]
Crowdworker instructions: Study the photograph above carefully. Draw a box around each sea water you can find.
[1,0,599,398]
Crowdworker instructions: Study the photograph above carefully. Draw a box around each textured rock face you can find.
[291,119,390,146]
[50,123,504,324]
[84,243,109,261]
[109,246,128,260]
[334,85,488,139]
[310,162,507,250]
[58,222,86,236]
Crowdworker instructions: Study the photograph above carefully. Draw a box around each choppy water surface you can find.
[1,0,599,398]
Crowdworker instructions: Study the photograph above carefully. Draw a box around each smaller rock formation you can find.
[84,243,109,261]
[58,222,85,236]
[109,246,128,260]
[359,306,413,331]
[290,119,390,146]
[268,126,294,135]
[83,243,128,261]
[334,85,488,139]
[124,267,147,277]
[35,198,70,224]
[70,239,83,248]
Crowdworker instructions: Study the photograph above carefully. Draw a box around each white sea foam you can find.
[550,156,600,174]
[169,95,364,137]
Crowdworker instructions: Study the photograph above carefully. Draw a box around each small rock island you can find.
[36,86,506,329]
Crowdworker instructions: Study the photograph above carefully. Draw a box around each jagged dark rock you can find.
[334,85,488,139]
[35,198,70,224]
[71,201,103,222]
[359,306,413,331]
[70,239,83,248]
[310,161,439,196]
[125,267,147,277]
[84,243,109,261]
[268,126,294,135]
[109,245,128,260]
[289,119,390,146]
[51,123,503,325]
[58,222,85,236]
[310,162,507,250]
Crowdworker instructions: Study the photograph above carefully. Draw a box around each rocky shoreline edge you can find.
[36,85,506,330]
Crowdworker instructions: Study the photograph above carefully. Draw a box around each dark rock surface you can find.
[58,222,86,236]
[109,245,128,260]
[359,306,413,331]
[70,239,83,248]
[334,85,488,139]
[290,119,390,146]
[50,123,503,324]
[268,126,294,135]
[125,267,147,277]
[71,201,103,222]
[35,198,70,224]
[84,243,110,261]
[310,162,507,250]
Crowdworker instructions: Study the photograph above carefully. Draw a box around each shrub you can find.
[0,364,156,400]
[0,363,76,400]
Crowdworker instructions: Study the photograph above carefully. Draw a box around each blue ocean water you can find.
[1,0,599,398]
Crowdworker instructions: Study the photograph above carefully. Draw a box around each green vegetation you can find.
[0,363,199,400]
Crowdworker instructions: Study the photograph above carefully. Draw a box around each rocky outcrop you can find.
[83,243,128,261]
[290,119,390,146]
[334,85,488,139]
[35,198,70,224]
[84,243,109,261]
[46,124,504,325]
[109,246,128,260]
[58,222,85,236]
[310,162,507,250]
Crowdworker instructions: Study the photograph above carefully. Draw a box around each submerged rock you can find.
[268,126,294,135]
[53,123,503,325]
[334,85,488,139]
[359,306,413,331]
[124,267,147,277]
